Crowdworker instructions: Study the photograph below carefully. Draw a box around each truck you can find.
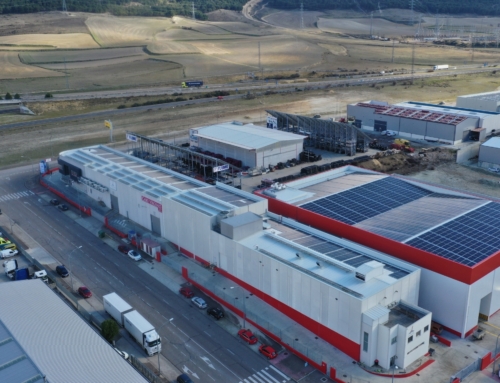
[4,259,17,279]
[123,310,161,356]
[181,81,203,88]
[13,268,29,281]
[433,64,449,70]
[103,292,133,326]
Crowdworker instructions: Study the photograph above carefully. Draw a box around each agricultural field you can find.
[209,21,276,36]
[0,52,62,80]
[262,10,326,29]
[147,41,199,55]
[19,47,145,64]
[0,33,98,49]
[0,12,89,36]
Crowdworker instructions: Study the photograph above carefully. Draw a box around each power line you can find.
[192,2,195,20]
[409,0,415,26]
[62,0,67,13]
[300,2,304,29]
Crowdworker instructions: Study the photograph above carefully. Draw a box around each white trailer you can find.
[433,64,449,70]
[123,310,161,356]
[103,292,133,326]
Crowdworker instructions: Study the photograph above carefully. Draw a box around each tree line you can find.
[267,0,500,17]
[0,0,247,18]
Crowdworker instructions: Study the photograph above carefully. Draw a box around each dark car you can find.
[207,307,224,320]
[78,286,92,298]
[56,265,69,278]
[238,329,258,345]
[50,199,60,205]
[179,286,194,298]
[57,204,69,211]
[118,245,130,255]
[177,374,193,383]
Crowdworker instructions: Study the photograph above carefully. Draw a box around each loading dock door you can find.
[110,195,119,212]
[151,215,161,236]
[374,120,387,132]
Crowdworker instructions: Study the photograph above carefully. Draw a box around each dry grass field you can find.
[0,33,99,49]
[19,47,144,64]
[263,10,325,29]
[209,21,276,36]
[0,12,89,36]
[147,41,199,55]
[0,52,62,80]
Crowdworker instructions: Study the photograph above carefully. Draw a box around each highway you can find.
[0,166,287,383]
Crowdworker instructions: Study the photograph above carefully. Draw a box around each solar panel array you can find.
[406,203,500,266]
[300,177,431,225]
[279,227,408,279]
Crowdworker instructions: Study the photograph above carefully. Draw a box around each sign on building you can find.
[126,133,138,142]
[213,164,230,173]
[141,196,163,212]
[267,116,278,129]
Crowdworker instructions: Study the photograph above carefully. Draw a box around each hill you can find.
[267,0,500,17]
[0,0,247,19]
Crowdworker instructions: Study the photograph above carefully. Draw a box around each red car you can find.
[118,245,130,254]
[259,345,277,359]
[179,286,194,298]
[238,329,258,345]
[78,286,92,298]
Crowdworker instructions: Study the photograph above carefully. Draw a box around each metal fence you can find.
[450,357,481,382]
[130,355,162,383]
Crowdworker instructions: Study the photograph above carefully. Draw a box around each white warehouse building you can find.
[189,121,305,169]
[57,145,430,370]
[456,90,500,112]
[479,137,500,168]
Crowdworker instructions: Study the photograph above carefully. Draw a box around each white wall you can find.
[398,313,431,368]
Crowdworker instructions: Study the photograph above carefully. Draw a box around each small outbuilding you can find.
[189,121,305,169]
[479,137,500,168]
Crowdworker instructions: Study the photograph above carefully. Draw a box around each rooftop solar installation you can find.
[300,177,431,225]
[406,202,500,266]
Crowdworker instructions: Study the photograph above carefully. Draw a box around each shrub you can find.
[117,105,126,109]
[5,92,12,100]
[14,93,20,99]
[101,319,119,343]
[45,92,53,98]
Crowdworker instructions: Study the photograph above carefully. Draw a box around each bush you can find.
[45,92,53,98]
[117,104,126,109]
[5,92,12,100]
[14,93,20,99]
[101,319,119,343]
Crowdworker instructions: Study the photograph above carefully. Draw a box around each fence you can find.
[450,357,481,382]
[130,355,162,383]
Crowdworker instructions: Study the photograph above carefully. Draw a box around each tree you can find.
[101,319,120,343]
[14,93,20,99]
[5,92,12,100]
[45,92,53,98]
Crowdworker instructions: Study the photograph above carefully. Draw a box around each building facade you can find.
[478,137,500,168]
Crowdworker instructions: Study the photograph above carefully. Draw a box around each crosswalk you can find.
[240,365,290,383]
[0,191,34,202]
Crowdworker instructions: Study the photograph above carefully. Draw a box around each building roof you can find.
[458,90,500,102]
[223,212,261,227]
[0,320,45,383]
[0,280,147,383]
[241,214,417,299]
[257,166,500,284]
[192,122,305,150]
[398,101,499,118]
[482,137,500,149]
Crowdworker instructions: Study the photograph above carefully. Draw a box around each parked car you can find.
[207,307,224,320]
[127,250,141,261]
[179,286,194,298]
[259,344,277,359]
[0,249,18,259]
[114,348,130,361]
[118,245,130,255]
[56,265,69,278]
[191,297,207,309]
[177,374,194,383]
[238,329,258,345]
[78,286,92,298]
[57,204,69,211]
[50,199,60,205]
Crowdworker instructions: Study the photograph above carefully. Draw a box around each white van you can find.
[0,249,18,258]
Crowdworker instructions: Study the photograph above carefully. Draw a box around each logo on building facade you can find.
[141,196,163,212]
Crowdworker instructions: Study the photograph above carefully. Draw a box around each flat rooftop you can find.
[263,166,500,268]
[238,214,417,299]
[398,101,499,118]
[458,90,500,103]
[482,137,500,149]
[385,302,429,329]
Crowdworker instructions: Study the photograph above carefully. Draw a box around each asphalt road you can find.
[0,166,284,383]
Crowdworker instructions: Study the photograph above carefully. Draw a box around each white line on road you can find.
[226,349,235,355]
[208,374,215,381]
[269,366,290,381]
[260,370,280,383]
[246,376,259,383]
[252,373,267,383]
[203,331,211,337]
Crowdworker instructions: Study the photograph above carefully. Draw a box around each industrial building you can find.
[189,122,306,169]
[256,166,500,339]
[57,145,430,370]
[478,137,500,168]
[0,279,147,383]
[347,100,500,143]
[456,90,500,112]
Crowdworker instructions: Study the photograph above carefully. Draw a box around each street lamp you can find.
[68,245,83,292]
[230,286,247,328]
[391,365,399,383]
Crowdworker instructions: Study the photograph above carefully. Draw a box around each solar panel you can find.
[406,202,500,266]
[300,177,431,225]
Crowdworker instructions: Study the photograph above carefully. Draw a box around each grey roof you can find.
[0,280,147,383]
[458,90,500,102]
[482,137,500,149]
[193,122,305,150]
[0,320,45,383]
[222,212,261,227]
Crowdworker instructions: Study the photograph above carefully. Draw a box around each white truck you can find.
[103,292,161,356]
[433,64,449,70]
[3,259,17,279]
[123,310,161,356]
[103,292,133,326]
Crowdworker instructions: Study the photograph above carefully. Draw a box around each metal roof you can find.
[458,90,500,103]
[482,137,500,149]
[0,280,147,383]
[266,166,500,267]
[0,320,45,383]
[398,101,499,118]
[193,122,305,150]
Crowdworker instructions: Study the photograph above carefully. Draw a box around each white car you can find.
[127,250,142,261]
[382,130,396,137]
[191,297,207,309]
[0,249,18,259]
[114,348,130,361]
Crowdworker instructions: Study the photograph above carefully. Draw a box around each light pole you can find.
[391,364,399,383]
[68,245,83,292]
[230,286,247,328]
[493,333,500,375]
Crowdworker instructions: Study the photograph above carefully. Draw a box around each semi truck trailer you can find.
[103,292,133,326]
[181,81,203,88]
[123,310,161,356]
[433,64,449,70]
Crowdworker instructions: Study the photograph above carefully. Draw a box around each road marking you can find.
[260,370,280,383]
[484,321,500,331]
[207,374,215,381]
[246,377,258,383]
[203,331,212,337]
[226,348,235,355]
[201,356,215,369]
[269,366,290,380]
[254,372,270,383]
